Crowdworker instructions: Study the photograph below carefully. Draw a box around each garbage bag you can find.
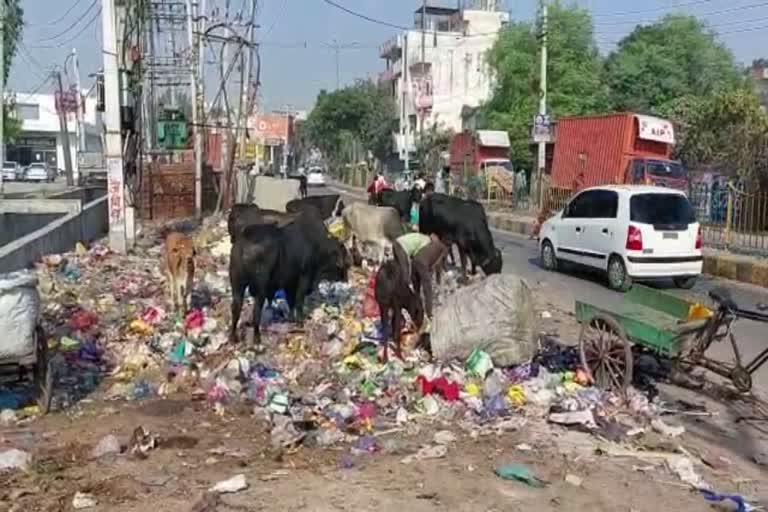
[431,274,537,367]
[0,270,40,360]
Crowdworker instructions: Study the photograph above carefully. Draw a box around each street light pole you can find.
[536,0,548,210]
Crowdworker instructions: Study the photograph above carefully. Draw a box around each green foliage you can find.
[605,15,742,113]
[3,0,23,82]
[660,88,768,181]
[481,1,607,170]
[415,124,453,175]
[307,80,397,167]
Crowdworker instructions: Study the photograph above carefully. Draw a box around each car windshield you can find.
[3,162,14,168]
[646,160,685,179]
[29,163,44,168]
[630,193,696,225]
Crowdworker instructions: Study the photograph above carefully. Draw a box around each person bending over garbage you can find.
[392,232,448,319]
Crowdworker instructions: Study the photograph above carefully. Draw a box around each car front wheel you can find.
[607,255,633,292]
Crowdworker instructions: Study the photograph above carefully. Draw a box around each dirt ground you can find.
[1,379,766,512]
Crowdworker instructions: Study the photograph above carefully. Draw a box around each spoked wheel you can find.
[579,314,634,393]
[33,326,54,414]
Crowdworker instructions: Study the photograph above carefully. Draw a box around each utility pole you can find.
[55,71,75,187]
[536,0,548,210]
[102,0,128,253]
[71,48,86,185]
[186,0,203,218]
[419,0,426,140]
[237,0,256,172]
[403,33,410,175]
[0,0,5,199]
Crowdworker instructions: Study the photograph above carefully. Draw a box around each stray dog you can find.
[164,232,196,313]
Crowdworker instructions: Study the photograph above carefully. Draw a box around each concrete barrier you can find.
[0,196,108,273]
[0,199,82,215]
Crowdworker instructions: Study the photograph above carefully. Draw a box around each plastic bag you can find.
[0,271,40,360]
[431,274,537,367]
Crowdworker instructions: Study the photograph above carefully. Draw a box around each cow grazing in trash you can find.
[228,204,299,242]
[376,187,423,222]
[286,194,345,220]
[419,193,502,276]
[229,213,351,345]
[164,232,196,313]
[341,202,403,264]
[374,257,424,362]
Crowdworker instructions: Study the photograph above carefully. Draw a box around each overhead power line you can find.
[593,0,768,26]
[319,0,408,30]
[30,8,102,49]
[36,0,98,42]
[27,0,86,27]
[591,0,715,18]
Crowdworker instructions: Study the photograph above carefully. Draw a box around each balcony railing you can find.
[379,36,401,59]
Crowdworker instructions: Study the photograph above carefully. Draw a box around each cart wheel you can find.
[730,367,752,393]
[33,326,54,414]
[579,314,634,393]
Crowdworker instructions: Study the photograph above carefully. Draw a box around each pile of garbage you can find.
[0,217,689,458]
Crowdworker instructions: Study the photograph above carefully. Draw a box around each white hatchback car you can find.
[539,185,702,291]
[307,167,326,187]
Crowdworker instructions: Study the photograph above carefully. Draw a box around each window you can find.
[630,193,696,226]
[631,160,645,183]
[16,103,39,120]
[564,189,618,219]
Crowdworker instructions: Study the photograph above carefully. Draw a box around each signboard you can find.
[532,114,553,143]
[636,114,675,144]
[412,75,433,112]
[250,113,292,145]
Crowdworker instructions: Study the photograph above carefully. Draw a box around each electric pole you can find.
[102,0,128,253]
[72,48,86,185]
[419,0,426,140]
[403,33,410,175]
[55,71,75,187]
[186,0,203,218]
[536,0,548,210]
[0,0,5,199]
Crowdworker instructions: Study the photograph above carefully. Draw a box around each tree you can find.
[415,124,453,175]
[306,80,397,169]
[605,15,742,113]
[481,2,607,170]
[3,1,23,143]
[660,87,768,183]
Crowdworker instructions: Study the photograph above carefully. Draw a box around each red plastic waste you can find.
[362,274,379,318]
[415,376,460,402]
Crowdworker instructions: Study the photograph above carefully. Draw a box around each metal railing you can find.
[689,182,768,254]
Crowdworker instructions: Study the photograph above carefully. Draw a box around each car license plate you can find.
[663,232,679,240]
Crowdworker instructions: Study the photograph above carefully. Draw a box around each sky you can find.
[9,0,768,111]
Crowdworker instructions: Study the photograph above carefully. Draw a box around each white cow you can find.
[341,202,404,264]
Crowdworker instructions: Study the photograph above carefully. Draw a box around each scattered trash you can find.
[699,489,751,512]
[666,456,710,490]
[72,492,97,509]
[651,418,685,438]
[401,444,448,464]
[433,430,457,445]
[548,409,596,428]
[495,463,547,488]
[0,448,31,471]
[540,311,552,319]
[0,409,17,426]
[564,473,583,487]
[209,474,248,494]
[129,426,158,459]
[91,434,121,459]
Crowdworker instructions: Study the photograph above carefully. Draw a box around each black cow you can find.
[227,204,299,242]
[419,193,502,276]
[376,187,422,222]
[286,194,345,220]
[229,214,351,345]
[287,175,308,198]
[374,258,424,362]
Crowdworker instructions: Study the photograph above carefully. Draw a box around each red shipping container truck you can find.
[550,113,687,191]
[449,130,512,176]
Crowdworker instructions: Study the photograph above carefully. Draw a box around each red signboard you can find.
[250,113,292,145]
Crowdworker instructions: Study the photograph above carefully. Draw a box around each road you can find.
[324,183,768,392]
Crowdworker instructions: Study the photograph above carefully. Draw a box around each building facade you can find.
[6,92,103,179]
[379,1,508,166]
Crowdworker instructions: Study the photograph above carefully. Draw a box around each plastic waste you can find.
[400,444,448,464]
[91,434,121,459]
[72,492,97,509]
[699,490,750,512]
[467,348,494,378]
[483,370,505,399]
[0,449,31,471]
[433,431,457,445]
[495,463,547,487]
[666,456,710,490]
[651,418,685,438]
[209,474,248,494]
[0,409,17,426]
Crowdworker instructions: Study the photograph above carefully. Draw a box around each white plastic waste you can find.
[0,270,40,360]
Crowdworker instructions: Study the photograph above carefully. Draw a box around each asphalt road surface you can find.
[321,184,768,393]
